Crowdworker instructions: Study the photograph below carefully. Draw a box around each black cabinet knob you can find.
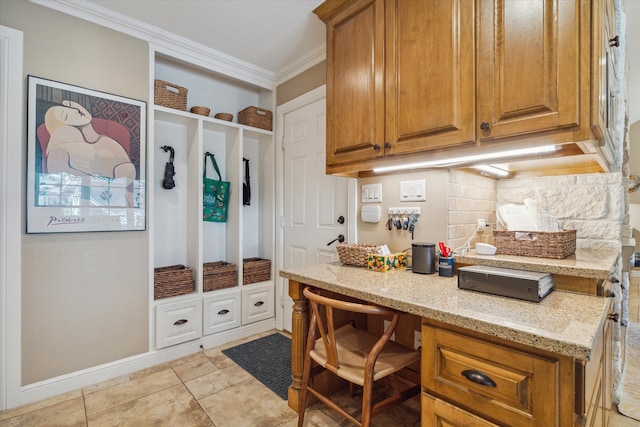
[609,312,619,322]
[384,141,392,149]
[373,144,381,151]
[480,122,490,131]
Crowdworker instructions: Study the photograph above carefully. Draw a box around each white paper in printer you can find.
[457,265,554,302]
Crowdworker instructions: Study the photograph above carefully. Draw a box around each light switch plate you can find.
[400,179,426,202]
[361,183,382,203]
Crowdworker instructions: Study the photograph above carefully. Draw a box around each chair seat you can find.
[310,323,420,386]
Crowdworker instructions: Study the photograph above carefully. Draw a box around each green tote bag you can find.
[203,152,230,222]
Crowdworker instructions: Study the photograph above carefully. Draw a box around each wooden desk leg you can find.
[287,279,308,412]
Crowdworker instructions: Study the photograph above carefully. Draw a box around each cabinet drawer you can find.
[422,393,499,427]
[203,288,241,335]
[242,282,274,324]
[156,298,202,349]
[422,325,558,426]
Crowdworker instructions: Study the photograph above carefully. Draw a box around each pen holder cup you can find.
[438,257,454,277]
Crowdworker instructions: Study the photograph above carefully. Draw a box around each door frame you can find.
[274,85,358,331]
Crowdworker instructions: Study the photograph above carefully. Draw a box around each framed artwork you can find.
[27,76,146,233]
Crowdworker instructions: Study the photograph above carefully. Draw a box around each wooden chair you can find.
[298,286,421,427]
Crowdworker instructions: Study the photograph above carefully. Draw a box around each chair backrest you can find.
[303,286,401,371]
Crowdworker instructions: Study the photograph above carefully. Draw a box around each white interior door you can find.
[279,88,353,332]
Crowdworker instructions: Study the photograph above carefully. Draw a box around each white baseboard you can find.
[8,320,276,410]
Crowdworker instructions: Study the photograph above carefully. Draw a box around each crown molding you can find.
[28,0,280,89]
[275,45,326,86]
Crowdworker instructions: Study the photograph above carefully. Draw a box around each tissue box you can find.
[367,252,407,272]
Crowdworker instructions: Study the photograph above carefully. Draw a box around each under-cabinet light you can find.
[472,164,510,177]
[372,145,559,173]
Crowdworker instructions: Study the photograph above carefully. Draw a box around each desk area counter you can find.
[280,262,608,361]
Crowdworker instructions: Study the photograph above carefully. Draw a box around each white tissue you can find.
[378,244,391,255]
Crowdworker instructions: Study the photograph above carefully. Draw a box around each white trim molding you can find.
[0,24,24,412]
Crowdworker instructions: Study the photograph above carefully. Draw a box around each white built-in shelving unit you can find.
[149,47,276,350]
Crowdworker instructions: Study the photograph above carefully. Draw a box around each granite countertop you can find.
[455,248,618,279]
[280,262,610,362]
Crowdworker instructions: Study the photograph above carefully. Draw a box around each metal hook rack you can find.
[388,207,421,216]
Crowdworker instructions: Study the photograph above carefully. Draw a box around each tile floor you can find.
[1,278,639,427]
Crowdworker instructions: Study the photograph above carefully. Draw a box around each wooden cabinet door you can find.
[476,0,581,141]
[325,0,385,169]
[384,0,475,156]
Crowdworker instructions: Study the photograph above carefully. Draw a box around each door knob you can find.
[327,234,345,246]
[337,216,345,224]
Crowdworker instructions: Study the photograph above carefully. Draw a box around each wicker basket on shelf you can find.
[215,112,233,122]
[154,264,194,299]
[238,106,272,131]
[190,106,211,116]
[493,229,576,259]
[243,258,271,284]
[203,261,237,292]
[154,79,188,111]
[336,243,382,267]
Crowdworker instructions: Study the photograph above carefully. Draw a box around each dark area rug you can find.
[222,333,291,400]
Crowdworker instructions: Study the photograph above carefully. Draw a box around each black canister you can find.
[412,242,436,274]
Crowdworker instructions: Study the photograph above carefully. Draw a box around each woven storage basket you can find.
[215,112,233,122]
[154,80,188,111]
[190,106,211,116]
[337,243,382,267]
[243,258,271,284]
[493,229,576,259]
[203,261,236,292]
[238,106,272,131]
[154,264,194,299]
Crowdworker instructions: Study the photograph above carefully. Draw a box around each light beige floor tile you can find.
[172,352,219,382]
[84,368,181,416]
[87,383,212,427]
[199,378,297,427]
[0,396,86,427]
[129,352,205,380]
[184,364,252,400]
[203,347,237,369]
[283,405,341,427]
[0,389,83,421]
[610,410,640,427]
[83,374,131,395]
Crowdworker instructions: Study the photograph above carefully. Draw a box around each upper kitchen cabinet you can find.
[315,0,603,176]
[316,0,475,175]
[476,0,583,141]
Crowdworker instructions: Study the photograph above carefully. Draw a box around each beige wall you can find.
[1,1,150,384]
[276,61,326,106]
[358,171,449,258]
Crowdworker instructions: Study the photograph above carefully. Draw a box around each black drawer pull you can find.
[218,309,230,315]
[173,319,188,326]
[609,312,619,322]
[254,301,264,307]
[461,369,497,387]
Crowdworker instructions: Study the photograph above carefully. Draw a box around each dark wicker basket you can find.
[215,112,233,122]
[154,264,194,299]
[190,106,211,116]
[493,229,576,259]
[243,258,271,284]
[238,106,272,131]
[154,79,188,111]
[203,261,237,292]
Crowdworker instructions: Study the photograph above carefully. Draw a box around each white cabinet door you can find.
[242,282,274,325]
[203,288,241,335]
[155,298,202,349]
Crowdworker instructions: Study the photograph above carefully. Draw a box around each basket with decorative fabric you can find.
[203,261,237,291]
[154,264,194,299]
[154,79,188,111]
